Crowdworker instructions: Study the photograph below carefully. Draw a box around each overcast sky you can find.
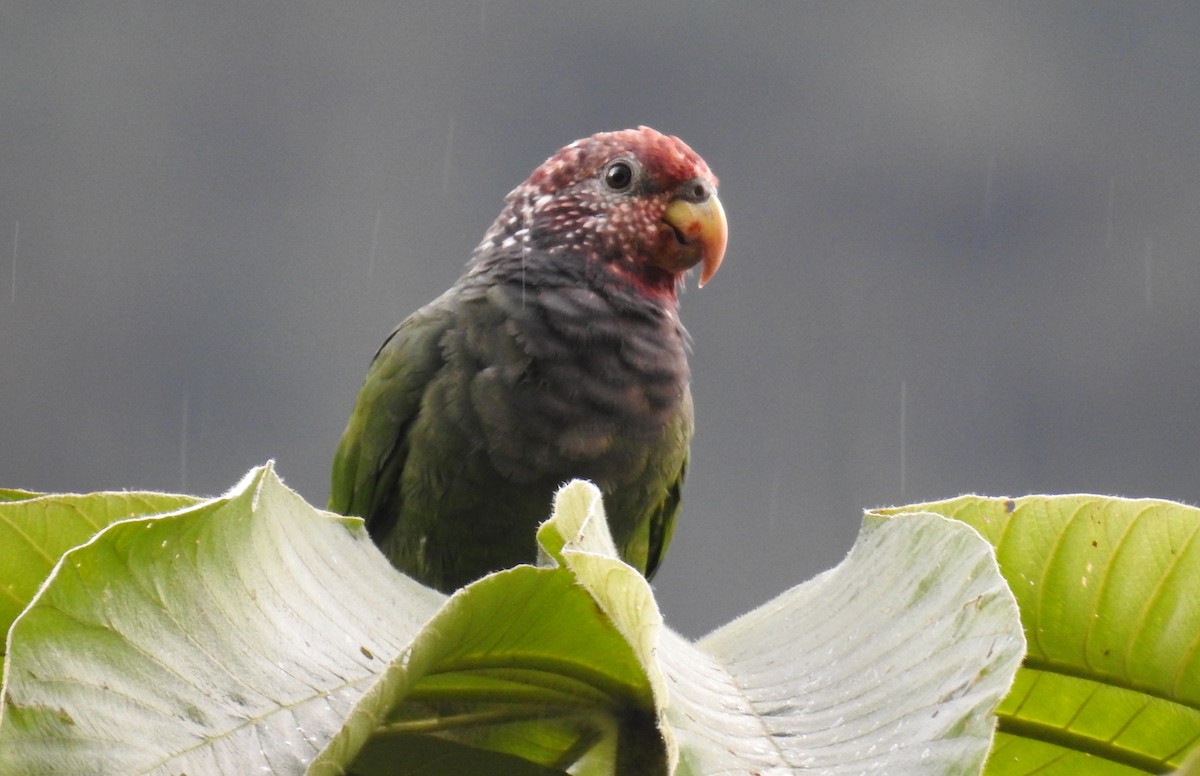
[3,3,1200,636]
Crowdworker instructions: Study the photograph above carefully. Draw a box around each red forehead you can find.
[525,126,715,193]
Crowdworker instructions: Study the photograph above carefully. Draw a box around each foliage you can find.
[0,465,1194,773]
[882,496,1200,774]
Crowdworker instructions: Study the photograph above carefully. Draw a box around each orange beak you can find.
[660,191,728,287]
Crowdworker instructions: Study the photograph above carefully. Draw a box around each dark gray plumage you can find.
[330,127,726,592]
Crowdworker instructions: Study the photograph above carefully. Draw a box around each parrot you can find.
[329,126,727,593]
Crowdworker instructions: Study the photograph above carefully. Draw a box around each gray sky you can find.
[3,3,1200,636]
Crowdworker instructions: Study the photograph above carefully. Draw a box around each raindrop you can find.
[520,198,532,309]
[899,380,907,498]
[180,393,190,492]
[1105,176,1115,249]
[982,154,996,220]
[367,208,381,277]
[442,115,456,193]
[1143,237,1154,309]
[9,220,17,303]
[766,463,783,538]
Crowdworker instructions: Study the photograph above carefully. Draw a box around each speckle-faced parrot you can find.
[329,127,727,592]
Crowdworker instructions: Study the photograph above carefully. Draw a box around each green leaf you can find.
[350,734,574,776]
[1,471,1029,775]
[0,489,41,503]
[880,496,1200,773]
[542,481,668,704]
[0,463,444,775]
[319,566,662,775]
[666,510,1025,775]
[316,481,667,775]
[323,482,1024,775]
[0,488,201,654]
[1176,745,1200,776]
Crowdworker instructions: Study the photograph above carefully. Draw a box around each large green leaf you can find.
[668,509,1024,775]
[0,464,444,775]
[319,566,662,775]
[551,486,1025,773]
[319,482,1025,775]
[1,470,1026,774]
[880,496,1200,773]
[0,489,201,655]
[313,482,669,776]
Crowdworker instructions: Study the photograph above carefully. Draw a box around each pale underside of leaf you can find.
[667,512,1026,775]
[0,464,443,775]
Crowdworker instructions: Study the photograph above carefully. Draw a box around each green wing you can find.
[643,453,685,580]
[613,388,692,581]
[328,303,452,541]
[331,294,692,585]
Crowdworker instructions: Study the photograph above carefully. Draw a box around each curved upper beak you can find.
[661,188,728,287]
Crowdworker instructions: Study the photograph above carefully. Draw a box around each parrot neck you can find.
[454,267,691,484]
[603,260,682,302]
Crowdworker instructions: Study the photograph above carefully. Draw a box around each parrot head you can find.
[486,126,727,297]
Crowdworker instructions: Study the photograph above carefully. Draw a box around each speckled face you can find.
[517,127,722,291]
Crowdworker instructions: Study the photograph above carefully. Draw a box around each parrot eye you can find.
[603,160,636,192]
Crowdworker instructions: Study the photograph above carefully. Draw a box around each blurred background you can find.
[3,3,1199,637]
